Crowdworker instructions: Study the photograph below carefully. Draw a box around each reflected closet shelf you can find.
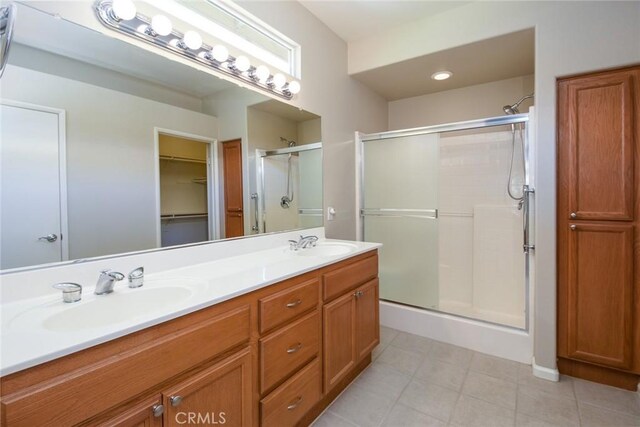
[161,213,208,221]
[159,155,207,164]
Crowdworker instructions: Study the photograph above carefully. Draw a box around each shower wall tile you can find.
[437,129,526,327]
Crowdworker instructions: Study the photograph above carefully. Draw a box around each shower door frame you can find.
[256,142,322,234]
[356,112,534,332]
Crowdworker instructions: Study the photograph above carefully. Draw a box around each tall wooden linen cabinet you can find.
[557,65,640,390]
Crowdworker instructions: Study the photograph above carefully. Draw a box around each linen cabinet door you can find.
[559,69,636,221]
[162,348,253,427]
[565,223,635,370]
[355,279,380,361]
[323,291,356,392]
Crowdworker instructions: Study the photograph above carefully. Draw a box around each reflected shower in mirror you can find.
[0,2,322,271]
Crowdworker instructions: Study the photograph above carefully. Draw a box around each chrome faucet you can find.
[95,269,124,295]
[288,235,319,251]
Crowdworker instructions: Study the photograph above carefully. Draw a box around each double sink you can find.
[3,240,359,335]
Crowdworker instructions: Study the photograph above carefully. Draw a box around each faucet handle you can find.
[101,269,124,281]
[53,282,82,303]
[288,240,299,251]
[128,267,144,288]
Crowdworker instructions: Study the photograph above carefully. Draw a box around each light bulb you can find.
[112,0,136,21]
[255,65,270,83]
[210,45,229,62]
[151,15,172,36]
[287,81,301,94]
[183,31,202,50]
[234,55,250,72]
[431,71,452,81]
[272,73,286,89]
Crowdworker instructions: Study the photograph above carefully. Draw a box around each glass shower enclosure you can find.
[358,114,533,330]
[256,143,323,233]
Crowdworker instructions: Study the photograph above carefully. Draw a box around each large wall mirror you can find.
[0,2,322,271]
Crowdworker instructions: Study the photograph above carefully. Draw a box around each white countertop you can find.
[0,238,380,376]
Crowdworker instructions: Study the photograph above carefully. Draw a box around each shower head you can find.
[503,93,534,115]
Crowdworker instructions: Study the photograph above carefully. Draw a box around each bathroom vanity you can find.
[0,236,380,426]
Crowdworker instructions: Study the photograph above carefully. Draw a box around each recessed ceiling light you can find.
[431,71,453,81]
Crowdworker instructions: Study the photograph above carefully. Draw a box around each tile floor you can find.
[313,327,640,427]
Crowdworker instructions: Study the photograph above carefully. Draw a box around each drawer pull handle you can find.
[570,224,577,230]
[152,404,164,417]
[170,395,183,407]
[287,396,303,410]
[570,212,577,218]
[286,299,302,308]
[287,343,303,354]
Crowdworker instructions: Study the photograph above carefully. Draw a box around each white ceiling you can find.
[299,0,472,42]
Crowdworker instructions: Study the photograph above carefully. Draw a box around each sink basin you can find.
[43,286,193,331]
[295,242,359,257]
[2,277,209,333]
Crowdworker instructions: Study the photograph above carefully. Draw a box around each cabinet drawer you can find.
[260,310,319,394]
[1,305,251,427]
[261,358,321,427]
[323,253,378,301]
[259,278,319,333]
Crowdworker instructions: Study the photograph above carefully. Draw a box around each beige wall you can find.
[350,1,640,370]
[389,75,534,130]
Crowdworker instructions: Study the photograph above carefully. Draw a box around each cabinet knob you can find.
[354,290,364,299]
[152,404,164,417]
[570,224,577,230]
[286,299,302,308]
[570,212,577,218]
[287,342,303,354]
[170,395,183,407]
[287,396,303,411]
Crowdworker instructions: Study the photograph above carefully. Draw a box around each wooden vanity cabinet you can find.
[0,249,380,426]
[322,254,379,392]
[162,348,253,427]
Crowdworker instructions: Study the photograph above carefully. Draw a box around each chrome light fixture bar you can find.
[95,0,300,100]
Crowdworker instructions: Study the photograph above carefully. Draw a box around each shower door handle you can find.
[251,193,259,232]
[522,185,535,253]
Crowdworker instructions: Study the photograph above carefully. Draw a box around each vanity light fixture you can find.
[431,70,453,81]
[95,0,298,100]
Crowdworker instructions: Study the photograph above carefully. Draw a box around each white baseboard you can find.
[532,357,560,382]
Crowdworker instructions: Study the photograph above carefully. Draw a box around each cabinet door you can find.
[566,223,634,369]
[93,396,163,427]
[162,348,252,427]
[323,291,356,392]
[355,279,380,361]
[558,69,636,221]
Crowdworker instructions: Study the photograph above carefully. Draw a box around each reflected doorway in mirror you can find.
[155,129,219,247]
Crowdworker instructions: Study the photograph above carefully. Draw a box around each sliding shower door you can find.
[362,133,440,309]
[361,118,530,330]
